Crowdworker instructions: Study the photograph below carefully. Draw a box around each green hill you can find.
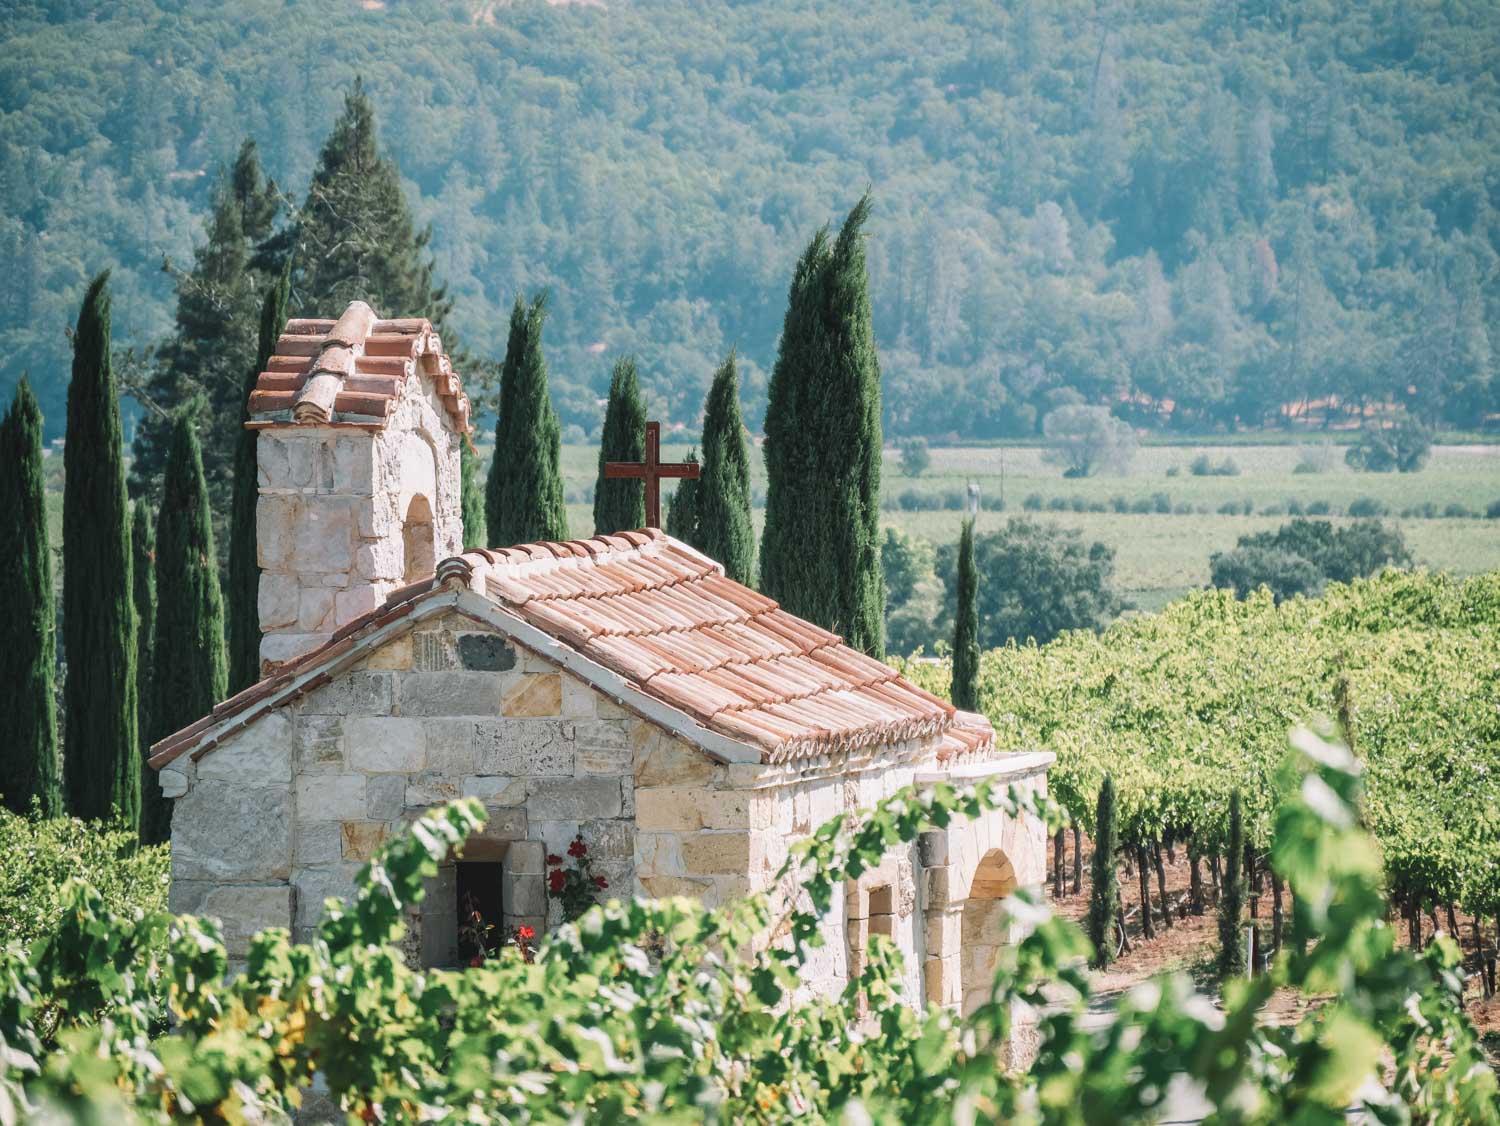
[1,0,1496,438]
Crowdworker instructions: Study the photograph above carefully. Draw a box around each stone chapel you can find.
[149,301,1052,1018]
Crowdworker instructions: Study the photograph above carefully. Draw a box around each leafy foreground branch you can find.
[2,730,1496,1124]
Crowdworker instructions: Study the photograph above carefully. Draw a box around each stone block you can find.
[260,631,328,670]
[172,782,292,881]
[296,821,343,866]
[922,865,957,908]
[476,719,574,775]
[638,874,712,900]
[635,786,704,831]
[285,438,319,488]
[198,712,293,785]
[363,633,412,671]
[199,884,295,957]
[533,820,582,855]
[341,821,389,861]
[527,777,621,821]
[504,871,546,917]
[292,498,353,572]
[366,774,405,819]
[465,807,526,846]
[335,584,381,626]
[918,830,950,869]
[158,767,188,799]
[560,673,596,718]
[634,729,718,788]
[405,772,463,808]
[332,436,375,494]
[501,674,561,717]
[347,716,426,773]
[924,955,961,1008]
[574,719,632,774]
[925,908,962,956]
[168,880,211,916]
[256,495,299,568]
[300,671,395,716]
[462,775,527,807]
[298,587,335,632]
[680,831,752,876]
[295,773,366,822]
[257,573,299,630]
[401,672,497,716]
[294,865,360,929]
[457,633,516,672]
[507,840,545,875]
[258,435,290,489]
[412,630,457,672]
[295,715,345,772]
[634,831,685,877]
[596,696,629,721]
[581,820,634,860]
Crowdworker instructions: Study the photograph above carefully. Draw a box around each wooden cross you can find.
[603,421,699,530]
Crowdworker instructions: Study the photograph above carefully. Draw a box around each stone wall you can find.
[255,359,463,670]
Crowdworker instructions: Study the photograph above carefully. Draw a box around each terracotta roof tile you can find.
[245,300,472,434]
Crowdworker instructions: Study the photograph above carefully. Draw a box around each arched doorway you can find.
[403,494,436,582]
[960,848,1016,1016]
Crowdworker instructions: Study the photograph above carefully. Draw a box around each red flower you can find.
[517,925,535,941]
[593,876,609,890]
[548,870,566,893]
[567,838,588,859]
[546,854,563,866]
[468,955,484,968]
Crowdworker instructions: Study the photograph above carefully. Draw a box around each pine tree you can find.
[485,295,569,546]
[63,272,139,828]
[1218,790,1248,978]
[665,450,701,544]
[130,140,278,550]
[131,498,157,832]
[461,438,487,550]
[0,377,61,817]
[1086,776,1121,969]
[144,413,228,845]
[761,196,884,655]
[281,80,451,328]
[228,265,289,693]
[951,517,980,711]
[593,358,647,534]
[696,352,754,584]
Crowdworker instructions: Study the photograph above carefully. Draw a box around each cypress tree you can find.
[951,517,980,711]
[761,196,884,655]
[1086,776,1120,969]
[485,295,569,546]
[228,264,289,692]
[131,498,157,831]
[461,438,487,550]
[131,141,277,548]
[593,358,647,534]
[144,414,228,845]
[1218,790,1248,978]
[665,450,701,544]
[0,377,61,817]
[696,352,754,584]
[63,271,139,828]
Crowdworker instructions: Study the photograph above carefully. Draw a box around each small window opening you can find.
[403,494,436,583]
[456,861,505,964]
[869,884,894,938]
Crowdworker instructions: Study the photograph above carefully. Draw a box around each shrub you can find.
[1023,493,1043,511]
[1443,503,1475,519]
[1488,499,1500,519]
[941,488,965,511]
[1347,496,1388,518]
[1287,499,1304,516]
[1130,497,1153,514]
[1087,499,1107,513]
[1191,453,1240,477]
[1210,517,1412,600]
[897,489,941,512]
[1047,496,1069,511]
[1165,465,1180,478]
[1217,500,1241,515]
[898,436,930,478]
[980,494,1006,512]
[1305,499,1331,515]
[1042,405,1138,477]
[1261,503,1285,516]
[1152,492,1171,514]
[1110,495,1130,513]
[1346,413,1432,473]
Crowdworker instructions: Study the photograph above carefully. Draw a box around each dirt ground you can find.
[1045,834,1500,1046]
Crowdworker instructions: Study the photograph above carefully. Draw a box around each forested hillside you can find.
[2,0,1497,440]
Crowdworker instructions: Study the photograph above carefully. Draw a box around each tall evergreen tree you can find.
[665,450,701,544]
[1086,776,1120,969]
[144,414,228,845]
[485,295,569,546]
[461,438,487,550]
[1218,790,1248,977]
[63,271,139,827]
[131,498,157,833]
[130,140,278,547]
[280,80,451,328]
[228,264,289,693]
[593,358,647,534]
[761,196,884,655]
[0,377,60,816]
[951,517,980,711]
[696,352,754,584]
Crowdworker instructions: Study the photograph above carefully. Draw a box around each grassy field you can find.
[536,440,1500,612]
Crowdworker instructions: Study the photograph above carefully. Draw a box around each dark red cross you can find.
[603,421,699,530]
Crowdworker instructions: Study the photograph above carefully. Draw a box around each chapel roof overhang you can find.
[148,529,995,771]
[245,300,472,433]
